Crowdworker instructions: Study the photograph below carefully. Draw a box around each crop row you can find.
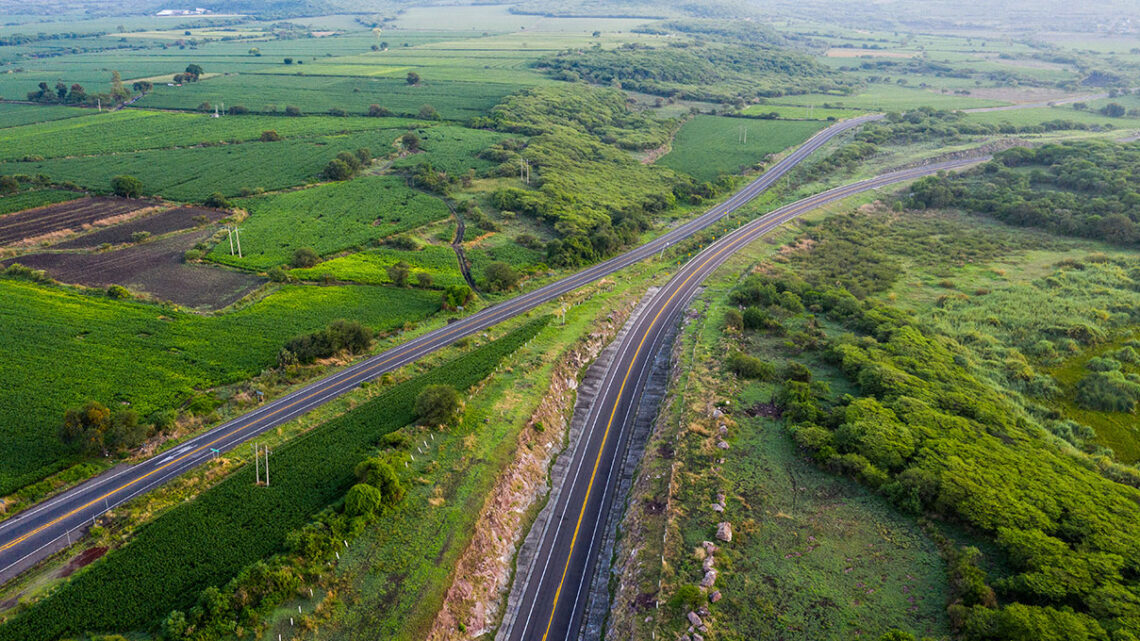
[207,175,452,270]
[0,129,407,201]
[0,316,548,641]
[0,109,423,162]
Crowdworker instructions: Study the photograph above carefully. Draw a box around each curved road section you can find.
[503,156,988,641]
[0,115,880,585]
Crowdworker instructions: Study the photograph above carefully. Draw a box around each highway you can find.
[0,114,881,585]
[501,156,988,641]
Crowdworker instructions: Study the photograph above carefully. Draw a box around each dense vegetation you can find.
[718,210,1140,640]
[910,140,1140,246]
[538,41,839,103]
[482,85,684,267]
[0,317,547,641]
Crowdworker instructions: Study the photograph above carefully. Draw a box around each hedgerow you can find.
[0,316,548,641]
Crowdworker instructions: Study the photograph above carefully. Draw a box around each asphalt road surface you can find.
[502,156,988,641]
[0,114,881,585]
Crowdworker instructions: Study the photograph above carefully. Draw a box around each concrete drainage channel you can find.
[496,286,689,641]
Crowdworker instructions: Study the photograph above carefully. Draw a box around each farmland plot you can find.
[209,176,452,270]
[0,196,157,246]
[55,206,229,249]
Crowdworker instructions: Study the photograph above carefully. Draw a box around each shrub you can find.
[260,130,282,142]
[667,584,703,612]
[106,284,131,299]
[484,262,521,292]
[1075,371,1140,412]
[344,483,384,517]
[1086,357,1122,372]
[291,247,319,268]
[283,319,373,364]
[368,104,392,117]
[415,384,462,427]
[723,308,743,331]
[442,285,473,310]
[110,174,142,198]
[386,261,410,287]
[726,352,774,379]
[203,192,229,208]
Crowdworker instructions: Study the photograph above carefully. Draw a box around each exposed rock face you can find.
[716,522,732,542]
[425,291,637,640]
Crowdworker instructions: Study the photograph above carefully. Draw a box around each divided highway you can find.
[502,156,988,641]
[0,114,880,584]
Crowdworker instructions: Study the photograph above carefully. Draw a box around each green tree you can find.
[406,71,421,85]
[415,271,433,288]
[184,64,204,81]
[111,175,142,198]
[417,104,440,121]
[442,284,472,310]
[386,261,411,287]
[131,80,152,94]
[345,483,384,517]
[354,457,405,505]
[260,130,282,142]
[368,104,392,117]
[484,261,520,291]
[284,105,301,116]
[203,192,229,208]
[1100,102,1126,117]
[292,247,319,268]
[400,131,421,151]
[60,401,111,456]
[322,158,353,181]
[415,384,463,427]
[110,71,130,102]
[0,176,18,194]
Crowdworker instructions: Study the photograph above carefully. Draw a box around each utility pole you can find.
[234,227,243,258]
[253,443,260,484]
[264,448,269,487]
[227,227,235,255]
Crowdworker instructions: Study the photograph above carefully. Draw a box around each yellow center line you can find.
[535,173,913,639]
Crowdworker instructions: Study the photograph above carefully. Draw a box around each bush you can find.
[484,261,520,292]
[260,130,282,142]
[723,308,743,331]
[291,247,319,268]
[203,192,229,208]
[442,284,473,310]
[415,384,462,427]
[726,352,775,379]
[344,483,384,518]
[111,174,142,198]
[666,584,703,612]
[284,105,301,117]
[1075,371,1140,412]
[386,261,410,287]
[106,284,131,299]
[368,104,392,117]
[283,319,373,364]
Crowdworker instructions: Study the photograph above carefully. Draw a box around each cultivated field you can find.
[0,196,156,246]
[657,116,826,181]
[55,205,228,249]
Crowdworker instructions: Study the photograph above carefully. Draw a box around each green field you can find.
[390,125,516,175]
[210,176,452,270]
[962,105,1140,129]
[134,74,525,120]
[657,116,826,181]
[0,130,407,201]
[288,245,468,288]
[0,189,82,215]
[769,84,1007,111]
[741,104,866,120]
[0,103,90,129]
[0,318,545,641]
[0,278,441,495]
[0,110,424,161]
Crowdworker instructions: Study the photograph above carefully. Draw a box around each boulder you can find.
[715,492,726,506]
[711,408,724,418]
[716,440,730,450]
[716,522,733,542]
[702,555,715,572]
[702,540,717,554]
[688,611,703,627]
[712,503,724,513]
[700,569,717,588]
[693,635,704,641]
[710,590,722,603]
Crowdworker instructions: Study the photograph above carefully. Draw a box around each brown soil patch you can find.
[6,229,263,309]
[56,206,228,249]
[58,546,107,578]
[0,196,159,247]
